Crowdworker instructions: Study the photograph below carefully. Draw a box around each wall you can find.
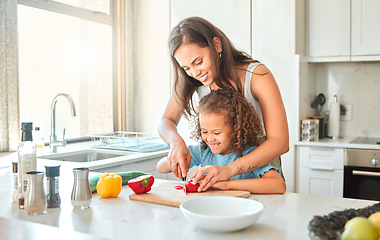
[133,0,171,133]
[252,0,298,191]
[316,62,380,138]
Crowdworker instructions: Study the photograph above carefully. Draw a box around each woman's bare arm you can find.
[158,95,191,178]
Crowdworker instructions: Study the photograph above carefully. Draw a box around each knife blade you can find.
[182,176,187,195]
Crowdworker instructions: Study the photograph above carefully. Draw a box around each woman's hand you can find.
[167,140,191,179]
[190,165,235,192]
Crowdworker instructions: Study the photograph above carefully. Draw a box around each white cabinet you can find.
[351,0,380,61]
[307,0,350,61]
[297,146,344,197]
[307,0,380,62]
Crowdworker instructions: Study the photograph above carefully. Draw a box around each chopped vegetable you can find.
[185,180,200,193]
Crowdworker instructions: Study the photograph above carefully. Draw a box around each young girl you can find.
[158,16,289,192]
[157,89,286,194]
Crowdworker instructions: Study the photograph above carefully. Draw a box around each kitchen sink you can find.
[39,149,133,162]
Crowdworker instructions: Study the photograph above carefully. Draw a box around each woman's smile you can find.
[198,73,208,82]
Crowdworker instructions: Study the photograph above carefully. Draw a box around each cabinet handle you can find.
[310,147,334,151]
[310,166,334,171]
[352,170,380,177]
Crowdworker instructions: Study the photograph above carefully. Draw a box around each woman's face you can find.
[174,42,215,86]
[199,111,234,155]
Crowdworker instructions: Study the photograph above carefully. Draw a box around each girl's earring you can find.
[219,52,222,58]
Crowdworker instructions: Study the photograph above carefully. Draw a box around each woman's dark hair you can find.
[192,88,264,157]
[169,16,258,118]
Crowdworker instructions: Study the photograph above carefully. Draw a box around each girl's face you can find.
[174,42,215,86]
[199,111,234,155]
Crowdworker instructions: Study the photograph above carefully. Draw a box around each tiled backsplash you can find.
[316,62,380,138]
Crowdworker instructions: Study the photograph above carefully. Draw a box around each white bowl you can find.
[180,196,264,232]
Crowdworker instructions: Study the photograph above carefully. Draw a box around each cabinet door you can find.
[297,146,344,197]
[298,167,343,197]
[351,0,380,60]
[307,0,350,61]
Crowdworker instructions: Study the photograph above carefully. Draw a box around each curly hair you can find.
[192,89,264,157]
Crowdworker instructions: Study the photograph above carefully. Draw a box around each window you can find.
[17,0,115,142]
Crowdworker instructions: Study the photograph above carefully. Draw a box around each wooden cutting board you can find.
[129,181,251,208]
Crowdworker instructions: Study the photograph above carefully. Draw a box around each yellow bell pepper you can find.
[96,173,122,198]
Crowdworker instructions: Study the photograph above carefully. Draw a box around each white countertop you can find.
[296,137,380,150]
[0,155,377,240]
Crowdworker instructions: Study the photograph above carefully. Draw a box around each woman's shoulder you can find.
[247,62,270,75]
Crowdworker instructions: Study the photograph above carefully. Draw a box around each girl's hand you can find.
[167,140,191,179]
[190,165,234,192]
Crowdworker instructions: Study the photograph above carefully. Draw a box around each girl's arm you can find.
[158,95,191,178]
[156,157,172,174]
[192,65,289,191]
[211,169,286,194]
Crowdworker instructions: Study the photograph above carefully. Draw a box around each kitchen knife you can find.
[182,176,187,195]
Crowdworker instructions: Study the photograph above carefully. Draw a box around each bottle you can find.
[34,127,45,149]
[12,162,18,203]
[45,165,61,208]
[18,122,37,209]
[24,171,47,215]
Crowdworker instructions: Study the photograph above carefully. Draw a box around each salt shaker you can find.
[24,171,47,216]
[71,167,92,209]
[45,165,61,208]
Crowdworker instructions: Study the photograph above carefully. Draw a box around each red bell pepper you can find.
[185,179,200,193]
[128,175,154,194]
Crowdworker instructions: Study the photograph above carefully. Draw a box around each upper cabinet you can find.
[307,0,380,62]
[351,0,380,61]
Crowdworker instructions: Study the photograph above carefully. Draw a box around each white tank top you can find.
[197,62,265,132]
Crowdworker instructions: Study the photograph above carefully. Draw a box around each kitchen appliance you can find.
[350,137,380,145]
[344,148,380,201]
[310,93,326,116]
[129,181,250,207]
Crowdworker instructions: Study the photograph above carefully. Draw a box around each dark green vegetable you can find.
[88,171,149,193]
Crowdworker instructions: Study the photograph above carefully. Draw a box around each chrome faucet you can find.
[50,93,76,153]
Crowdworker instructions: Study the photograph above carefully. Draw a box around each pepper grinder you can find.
[45,165,61,208]
[71,167,92,209]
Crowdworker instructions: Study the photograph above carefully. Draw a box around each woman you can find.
[158,16,289,192]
